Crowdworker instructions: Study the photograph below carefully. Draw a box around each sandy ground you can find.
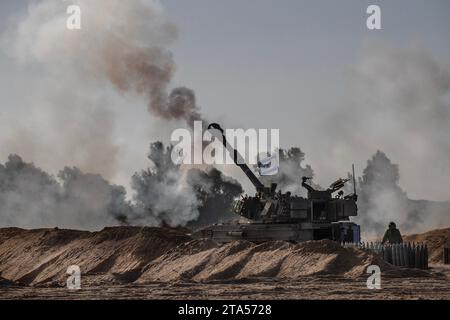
[1,274,450,300]
[1,227,449,300]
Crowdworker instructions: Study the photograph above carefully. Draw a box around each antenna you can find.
[352,164,357,195]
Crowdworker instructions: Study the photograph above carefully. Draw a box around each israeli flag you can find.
[257,153,279,176]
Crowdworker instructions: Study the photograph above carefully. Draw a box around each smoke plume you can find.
[186,167,243,229]
[329,41,450,201]
[1,0,204,187]
[355,151,409,235]
[0,0,232,230]
[0,148,243,230]
[354,150,450,237]
[5,0,202,125]
[129,142,243,228]
[0,154,130,230]
[130,142,201,227]
[321,41,450,236]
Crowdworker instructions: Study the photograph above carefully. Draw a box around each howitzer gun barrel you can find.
[208,123,265,192]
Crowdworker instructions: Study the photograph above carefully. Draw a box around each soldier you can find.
[382,222,403,244]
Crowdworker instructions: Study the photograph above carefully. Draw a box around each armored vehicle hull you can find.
[196,123,361,244]
[194,221,360,243]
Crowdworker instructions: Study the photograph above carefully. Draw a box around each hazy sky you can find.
[1,0,449,201]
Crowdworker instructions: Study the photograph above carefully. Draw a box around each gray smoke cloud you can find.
[129,142,242,228]
[1,2,449,234]
[186,167,243,229]
[0,0,209,229]
[329,41,450,201]
[355,151,409,236]
[130,142,201,227]
[0,148,243,230]
[0,154,129,230]
[1,0,203,182]
[328,41,450,236]
[354,150,450,238]
[5,0,202,125]
[231,42,450,237]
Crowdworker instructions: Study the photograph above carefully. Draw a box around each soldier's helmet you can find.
[389,221,396,228]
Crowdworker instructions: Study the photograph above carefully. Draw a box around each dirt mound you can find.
[137,239,418,283]
[0,227,190,286]
[405,228,450,264]
[0,227,431,287]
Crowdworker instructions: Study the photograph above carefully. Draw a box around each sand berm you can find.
[1,226,447,287]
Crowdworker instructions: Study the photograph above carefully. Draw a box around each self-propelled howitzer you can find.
[194,123,361,243]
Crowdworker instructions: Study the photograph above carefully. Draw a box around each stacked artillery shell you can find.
[392,244,397,266]
[414,245,420,269]
[419,244,424,269]
[383,244,389,262]
[403,243,409,266]
[445,247,450,264]
[444,247,450,264]
[408,243,414,267]
[399,244,405,266]
[420,244,428,269]
[340,241,428,269]
[404,244,407,265]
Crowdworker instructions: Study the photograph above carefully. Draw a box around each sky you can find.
[0,0,449,201]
